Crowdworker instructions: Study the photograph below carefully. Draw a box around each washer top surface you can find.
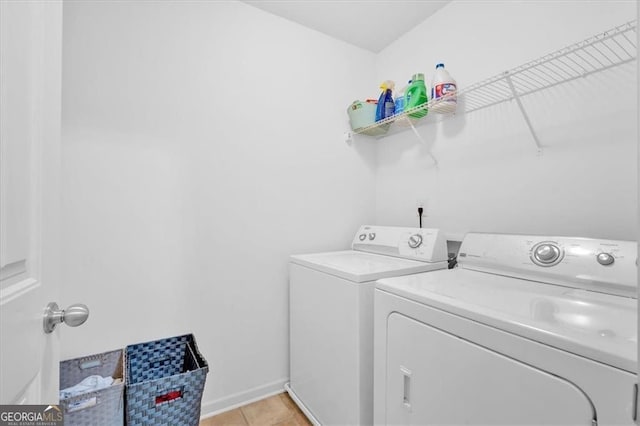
[376,267,637,372]
[291,250,447,283]
[290,226,449,283]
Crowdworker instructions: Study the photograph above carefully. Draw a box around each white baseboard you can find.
[199,377,288,420]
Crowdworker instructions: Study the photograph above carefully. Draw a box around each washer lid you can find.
[376,269,637,372]
[290,250,447,283]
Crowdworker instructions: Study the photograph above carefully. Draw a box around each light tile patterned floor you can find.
[200,393,312,426]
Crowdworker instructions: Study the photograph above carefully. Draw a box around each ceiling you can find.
[241,1,450,53]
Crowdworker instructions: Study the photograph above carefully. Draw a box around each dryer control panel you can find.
[458,233,637,298]
[351,226,448,263]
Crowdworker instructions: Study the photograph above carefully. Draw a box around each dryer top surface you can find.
[377,268,636,372]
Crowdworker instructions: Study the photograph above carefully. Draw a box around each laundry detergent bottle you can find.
[394,80,411,115]
[375,80,395,122]
[431,63,457,114]
[404,73,428,118]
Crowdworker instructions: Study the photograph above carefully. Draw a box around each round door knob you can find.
[64,304,91,327]
[43,302,90,334]
[532,243,562,266]
[408,234,423,249]
[596,252,615,266]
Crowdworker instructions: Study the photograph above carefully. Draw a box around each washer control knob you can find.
[408,234,423,249]
[597,252,615,266]
[533,243,561,265]
[358,233,366,241]
[368,233,376,240]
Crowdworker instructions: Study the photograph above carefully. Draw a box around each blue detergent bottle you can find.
[375,80,395,121]
[394,80,412,115]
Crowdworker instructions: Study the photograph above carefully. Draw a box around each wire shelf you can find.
[353,20,637,141]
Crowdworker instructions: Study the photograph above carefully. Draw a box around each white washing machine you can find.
[286,225,449,425]
[374,233,637,426]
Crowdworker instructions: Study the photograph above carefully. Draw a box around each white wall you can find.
[61,1,376,414]
[375,1,638,241]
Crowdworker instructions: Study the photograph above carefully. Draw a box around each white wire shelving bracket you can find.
[353,20,637,154]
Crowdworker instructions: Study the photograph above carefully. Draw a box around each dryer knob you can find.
[408,234,423,249]
[533,243,561,265]
[359,233,367,241]
[596,252,615,266]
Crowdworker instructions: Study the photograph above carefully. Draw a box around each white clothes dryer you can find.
[374,233,637,426]
[287,225,448,425]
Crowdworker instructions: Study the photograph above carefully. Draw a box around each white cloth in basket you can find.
[60,375,114,399]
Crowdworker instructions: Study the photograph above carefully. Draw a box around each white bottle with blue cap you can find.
[431,63,457,114]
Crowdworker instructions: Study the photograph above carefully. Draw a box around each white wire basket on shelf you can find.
[353,20,637,153]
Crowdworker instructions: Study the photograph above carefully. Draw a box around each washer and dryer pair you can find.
[288,227,637,425]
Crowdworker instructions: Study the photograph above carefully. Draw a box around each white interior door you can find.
[0,0,63,404]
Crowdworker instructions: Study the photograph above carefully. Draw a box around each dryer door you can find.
[386,313,596,425]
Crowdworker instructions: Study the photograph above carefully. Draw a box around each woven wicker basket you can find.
[125,334,208,426]
[59,349,124,426]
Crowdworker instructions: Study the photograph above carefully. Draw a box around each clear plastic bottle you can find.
[431,63,457,114]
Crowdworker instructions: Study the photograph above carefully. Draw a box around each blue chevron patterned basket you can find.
[125,334,208,426]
